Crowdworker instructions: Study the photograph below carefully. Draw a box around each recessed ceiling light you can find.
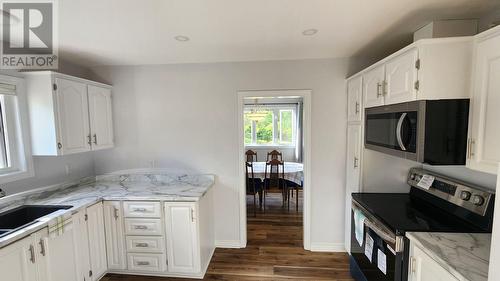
[302,29,318,36]
[174,35,190,42]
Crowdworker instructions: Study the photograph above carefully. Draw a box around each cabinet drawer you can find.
[123,201,161,218]
[127,253,166,272]
[126,236,165,253]
[124,219,163,236]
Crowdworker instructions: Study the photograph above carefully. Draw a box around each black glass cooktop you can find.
[352,192,489,235]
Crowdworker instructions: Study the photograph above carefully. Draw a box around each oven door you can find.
[365,103,419,161]
[350,202,406,281]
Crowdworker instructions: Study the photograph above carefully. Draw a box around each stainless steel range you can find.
[349,168,494,281]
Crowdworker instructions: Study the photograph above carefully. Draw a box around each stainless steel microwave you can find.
[364,100,469,165]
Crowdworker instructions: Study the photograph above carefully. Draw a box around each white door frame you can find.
[237,89,312,250]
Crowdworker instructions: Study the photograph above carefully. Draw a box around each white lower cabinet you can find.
[0,234,37,281]
[409,243,459,281]
[86,202,108,280]
[103,201,126,270]
[164,202,200,274]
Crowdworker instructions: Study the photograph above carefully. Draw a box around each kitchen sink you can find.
[0,205,72,238]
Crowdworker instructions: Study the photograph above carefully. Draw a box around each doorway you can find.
[237,90,311,249]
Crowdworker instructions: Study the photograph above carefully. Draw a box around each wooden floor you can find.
[102,191,353,281]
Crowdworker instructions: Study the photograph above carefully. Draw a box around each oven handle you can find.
[364,218,396,245]
[396,113,407,151]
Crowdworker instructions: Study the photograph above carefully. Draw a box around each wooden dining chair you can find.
[245,150,258,162]
[245,161,262,217]
[266,150,282,162]
[286,180,302,212]
[263,159,287,211]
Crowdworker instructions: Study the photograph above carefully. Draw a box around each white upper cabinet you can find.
[347,76,363,122]
[25,71,113,156]
[363,65,386,108]
[467,28,500,174]
[384,48,418,105]
[355,37,473,109]
[88,85,114,150]
[54,78,91,154]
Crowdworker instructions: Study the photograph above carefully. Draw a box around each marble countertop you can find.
[0,171,214,248]
[407,232,491,281]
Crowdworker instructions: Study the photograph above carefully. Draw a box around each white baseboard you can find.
[309,242,346,252]
[215,240,243,248]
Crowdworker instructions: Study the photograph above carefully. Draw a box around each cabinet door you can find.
[344,124,362,252]
[363,65,385,108]
[0,235,36,281]
[384,49,418,105]
[36,221,79,281]
[467,34,500,174]
[347,76,363,122]
[86,202,108,280]
[73,211,91,281]
[103,201,126,270]
[409,245,459,281]
[88,85,114,150]
[165,203,200,274]
[54,78,91,155]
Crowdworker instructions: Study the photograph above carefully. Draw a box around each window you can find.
[0,75,33,184]
[244,105,297,146]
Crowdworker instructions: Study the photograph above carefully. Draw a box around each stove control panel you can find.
[407,168,493,216]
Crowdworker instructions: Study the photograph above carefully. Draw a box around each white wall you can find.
[362,149,497,192]
[1,60,96,195]
[90,58,349,248]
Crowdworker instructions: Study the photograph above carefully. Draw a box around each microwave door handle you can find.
[396,113,407,151]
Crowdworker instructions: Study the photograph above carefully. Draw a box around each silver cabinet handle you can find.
[114,207,119,219]
[29,245,36,263]
[382,80,388,96]
[87,134,92,146]
[377,83,382,97]
[354,157,359,168]
[93,134,98,145]
[467,138,475,159]
[410,256,417,274]
[396,113,407,151]
[39,239,46,256]
[355,102,360,114]
[136,261,150,266]
[135,243,149,248]
[134,225,148,230]
[133,208,147,212]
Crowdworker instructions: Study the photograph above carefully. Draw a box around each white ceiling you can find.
[58,0,500,66]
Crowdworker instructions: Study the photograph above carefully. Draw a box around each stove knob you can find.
[460,191,471,201]
[472,195,485,206]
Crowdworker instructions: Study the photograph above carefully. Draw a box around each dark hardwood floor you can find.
[102,191,353,281]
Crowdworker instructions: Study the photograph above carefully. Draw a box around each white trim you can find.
[309,242,346,252]
[0,74,34,184]
[215,240,243,248]
[237,89,312,250]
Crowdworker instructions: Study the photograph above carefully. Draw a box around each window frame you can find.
[244,104,297,147]
[0,75,34,184]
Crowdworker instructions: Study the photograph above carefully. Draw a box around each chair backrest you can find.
[245,162,257,194]
[245,150,258,162]
[267,150,282,162]
[264,158,284,189]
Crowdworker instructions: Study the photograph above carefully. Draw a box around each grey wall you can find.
[89,58,351,248]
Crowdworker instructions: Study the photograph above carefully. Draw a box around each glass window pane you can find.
[255,110,273,144]
[244,112,253,145]
[279,110,293,144]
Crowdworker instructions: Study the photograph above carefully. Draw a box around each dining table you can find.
[250,161,304,186]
